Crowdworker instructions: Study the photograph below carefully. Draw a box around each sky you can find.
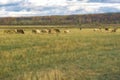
[0,0,120,17]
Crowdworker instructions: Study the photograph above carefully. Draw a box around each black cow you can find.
[105,27,109,31]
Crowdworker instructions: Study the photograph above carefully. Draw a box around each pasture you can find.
[0,27,120,80]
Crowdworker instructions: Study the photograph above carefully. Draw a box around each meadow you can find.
[0,27,120,80]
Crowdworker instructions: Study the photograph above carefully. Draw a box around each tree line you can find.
[0,13,120,26]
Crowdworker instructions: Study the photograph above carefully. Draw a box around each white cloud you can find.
[27,0,67,6]
[88,0,120,3]
[105,0,120,3]
[67,3,120,12]
[0,0,120,17]
[0,0,22,4]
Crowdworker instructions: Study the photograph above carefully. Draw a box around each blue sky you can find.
[0,0,120,17]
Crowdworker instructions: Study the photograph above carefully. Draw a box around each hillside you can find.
[0,13,120,26]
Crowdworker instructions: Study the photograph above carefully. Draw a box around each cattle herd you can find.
[3,27,118,34]
[93,27,118,32]
[4,29,24,34]
[3,28,70,34]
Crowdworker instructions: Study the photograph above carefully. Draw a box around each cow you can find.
[105,27,109,31]
[41,29,49,33]
[80,28,82,30]
[111,28,117,32]
[49,29,61,34]
[48,29,56,34]
[93,29,99,31]
[32,29,41,34]
[64,30,70,33]
[16,29,24,34]
[54,29,61,33]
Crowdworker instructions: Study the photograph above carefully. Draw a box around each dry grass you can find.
[17,69,65,80]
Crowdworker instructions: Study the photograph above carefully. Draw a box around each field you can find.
[0,27,120,80]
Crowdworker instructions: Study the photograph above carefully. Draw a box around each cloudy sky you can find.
[0,0,120,17]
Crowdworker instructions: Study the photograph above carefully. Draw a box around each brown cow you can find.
[49,29,61,34]
[54,29,61,33]
[80,28,82,30]
[16,29,24,34]
[49,29,56,34]
[41,29,49,33]
[111,28,117,32]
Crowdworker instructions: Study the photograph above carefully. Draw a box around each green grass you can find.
[0,28,120,80]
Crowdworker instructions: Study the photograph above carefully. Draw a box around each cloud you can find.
[88,0,120,3]
[67,3,120,12]
[98,7,120,13]
[0,0,120,17]
[0,0,22,5]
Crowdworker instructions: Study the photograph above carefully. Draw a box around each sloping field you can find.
[0,28,120,80]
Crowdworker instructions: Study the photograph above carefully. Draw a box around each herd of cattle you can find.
[2,27,118,34]
[3,28,70,34]
[93,28,118,32]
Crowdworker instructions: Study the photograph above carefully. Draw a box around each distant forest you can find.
[0,13,120,26]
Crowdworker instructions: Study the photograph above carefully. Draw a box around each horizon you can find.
[0,12,119,18]
[0,0,120,17]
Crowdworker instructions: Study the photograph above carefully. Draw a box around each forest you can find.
[0,13,120,26]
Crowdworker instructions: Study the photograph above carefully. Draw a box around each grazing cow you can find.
[64,30,70,33]
[49,29,61,34]
[41,29,49,33]
[48,29,56,34]
[80,28,82,30]
[32,29,41,34]
[111,28,117,32]
[93,28,101,32]
[4,29,16,34]
[54,29,61,33]
[105,27,109,31]
[16,29,24,34]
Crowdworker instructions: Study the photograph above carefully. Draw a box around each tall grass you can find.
[0,28,120,80]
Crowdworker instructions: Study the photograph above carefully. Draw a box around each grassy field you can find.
[0,27,120,80]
